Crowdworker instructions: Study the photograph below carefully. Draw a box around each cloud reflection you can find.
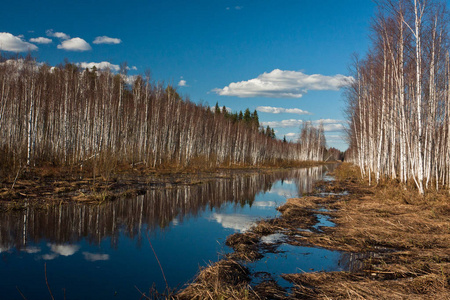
[42,243,80,260]
[82,252,110,262]
[211,213,256,232]
[251,201,277,208]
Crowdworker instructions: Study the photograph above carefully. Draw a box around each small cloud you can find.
[46,29,70,40]
[251,201,277,208]
[57,38,91,51]
[260,118,345,132]
[49,244,80,256]
[82,252,110,262]
[178,79,187,87]
[29,37,52,44]
[23,246,41,254]
[129,66,138,71]
[211,213,257,233]
[226,6,243,10]
[257,106,312,115]
[42,253,58,260]
[0,32,38,52]
[213,69,353,98]
[93,36,121,45]
[78,61,120,71]
[285,133,297,137]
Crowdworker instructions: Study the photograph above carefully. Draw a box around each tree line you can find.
[0,56,326,175]
[345,0,450,193]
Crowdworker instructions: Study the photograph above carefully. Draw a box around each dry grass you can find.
[177,259,257,300]
[277,163,450,299]
[177,163,450,299]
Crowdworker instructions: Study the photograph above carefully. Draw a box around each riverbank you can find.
[177,163,450,299]
[0,161,324,207]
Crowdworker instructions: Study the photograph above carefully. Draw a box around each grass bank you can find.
[177,163,450,299]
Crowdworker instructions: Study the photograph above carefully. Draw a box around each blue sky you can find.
[0,0,376,150]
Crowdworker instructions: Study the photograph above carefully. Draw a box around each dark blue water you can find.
[0,166,335,299]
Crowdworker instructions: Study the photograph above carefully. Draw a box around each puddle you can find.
[261,233,286,244]
[318,191,349,196]
[313,214,335,231]
[248,244,345,289]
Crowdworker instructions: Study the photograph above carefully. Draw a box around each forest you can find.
[0,55,327,177]
[345,0,450,193]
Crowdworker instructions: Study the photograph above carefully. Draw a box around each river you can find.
[0,165,338,299]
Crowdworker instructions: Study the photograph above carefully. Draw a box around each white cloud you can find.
[261,119,303,128]
[210,213,257,233]
[93,36,121,45]
[57,38,91,51]
[82,252,110,262]
[0,32,38,52]
[29,37,52,44]
[213,69,353,98]
[261,118,345,132]
[257,106,312,115]
[251,201,277,208]
[285,133,297,137]
[46,29,70,40]
[226,6,243,10]
[78,61,120,71]
[42,253,58,260]
[322,123,345,132]
[49,244,80,256]
[24,246,41,254]
[178,79,187,87]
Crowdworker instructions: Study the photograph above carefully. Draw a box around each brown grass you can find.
[177,259,257,300]
[179,163,450,299]
[277,163,450,299]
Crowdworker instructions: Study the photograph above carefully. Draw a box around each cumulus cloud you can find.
[0,32,38,52]
[46,29,70,40]
[213,69,353,98]
[261,119,303,128]
[93,36,121,44]
[257,106,312,115]
[78,61,120,71]
[251,201,277,208]
[260,118,345,132]
[49,244,80,256]
[210,213,257,233]
[57,38,91,51]
[178,79,187,87]
[82,252,110,262]
[29,37,52,44]
[42,243,80,260]
[285,133,297,137]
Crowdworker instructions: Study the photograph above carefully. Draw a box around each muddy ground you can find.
[177,163,450,300]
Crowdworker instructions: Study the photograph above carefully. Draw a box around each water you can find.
[0,166,336,299]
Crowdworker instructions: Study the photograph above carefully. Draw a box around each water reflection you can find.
[0,166,330,299]
[0,167,325,251]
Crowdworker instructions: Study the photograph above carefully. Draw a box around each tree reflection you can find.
[0,167,326,251]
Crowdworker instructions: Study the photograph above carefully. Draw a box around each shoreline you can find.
[177,163,450,299]
[0,162,329,207]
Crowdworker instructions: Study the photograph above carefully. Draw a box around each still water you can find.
[0,166,333,299]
